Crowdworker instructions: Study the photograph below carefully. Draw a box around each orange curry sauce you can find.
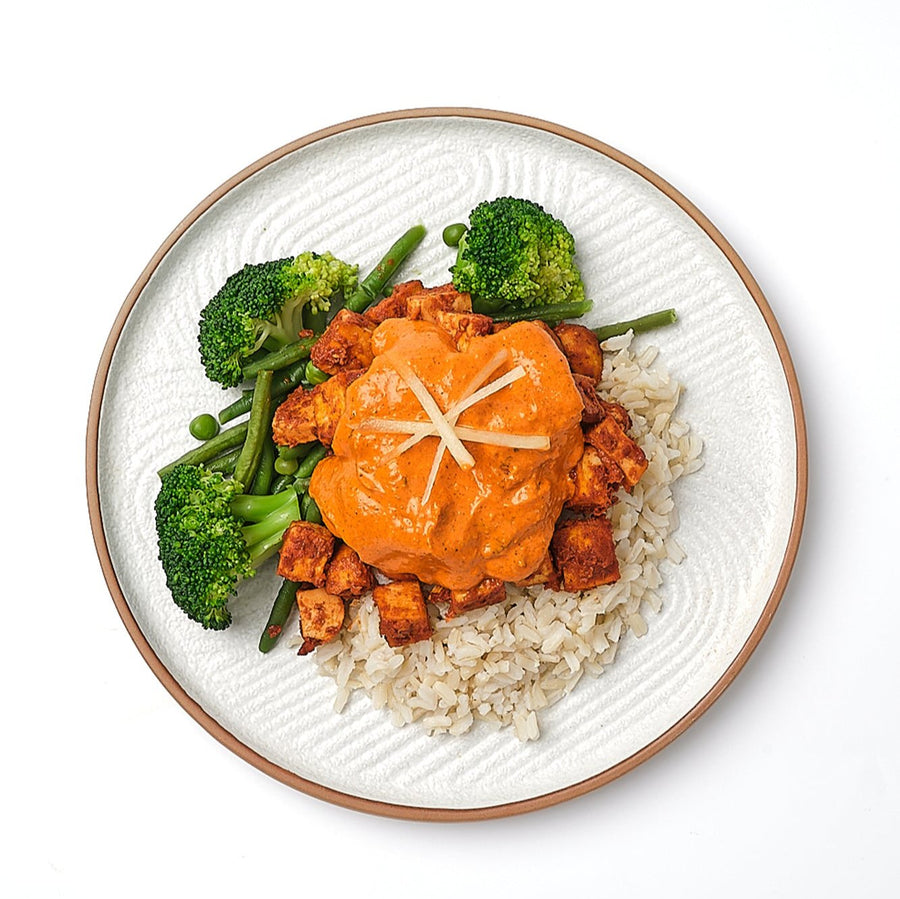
[310,319,585,590]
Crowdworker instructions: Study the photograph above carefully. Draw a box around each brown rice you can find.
[307,331,703,740]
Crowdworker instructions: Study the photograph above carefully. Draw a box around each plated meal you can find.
[89,110,805,816]
[153,195,700,740]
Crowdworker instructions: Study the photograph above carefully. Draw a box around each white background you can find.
[3,1,898,896]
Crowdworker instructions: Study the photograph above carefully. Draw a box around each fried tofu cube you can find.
[584,415,648,489]
[272,369,363,447]
[406,283,473,320]
[572,373,604,423]
[551,517,620,591]
[512,552,560,589]
[445,577,507,618]
[312,369,363,445]
[272,385,318,446]
[430,310,493,351]
[554,323,604,381]
[295,588,346,655]
[277,521,336,587]
[428,584,451,604]
[309,309,376,375]
[363,280,426,324]
[364,281,473,326]
[599,399,631,431]
[566,444,624,513]
[324,543,374,597]
[372,580,433,647]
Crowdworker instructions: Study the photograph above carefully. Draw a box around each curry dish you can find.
[271,281,648,653]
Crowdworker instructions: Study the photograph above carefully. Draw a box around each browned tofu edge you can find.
[295,587,346,655]
[277,521,336,587]
[372,580,433,647]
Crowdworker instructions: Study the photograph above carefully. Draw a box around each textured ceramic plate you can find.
[87,109,806,820]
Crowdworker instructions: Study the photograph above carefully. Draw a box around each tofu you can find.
[554,323,604,381]
[271,384,317,446]
[566,444,623,513]
[572,373,604,423]
[512,552,559,589]
[309,309,376,375]
[599,399,631,431]
[295,587,346,655]
[430,310,493,351]
[363,281,473,325]
[363,280,426,324]
[277,521,336,587]
[446,577,507,618]
[272,369,363,447]
[406,283,473,320]
[372,580,433,647]
[324,543,374,597]
[428,584,451,605]
[312,369,363,445]
[550,516,620,592]
[584,415,648,489]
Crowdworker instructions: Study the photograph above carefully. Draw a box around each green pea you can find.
[274,456,299,476]
[305,361,330,386]
[189,413,220,441]
[442,223,467,247]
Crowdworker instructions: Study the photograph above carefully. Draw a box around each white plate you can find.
[88,109,806,820]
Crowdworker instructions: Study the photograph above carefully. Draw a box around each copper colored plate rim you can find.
[85,107,808,821]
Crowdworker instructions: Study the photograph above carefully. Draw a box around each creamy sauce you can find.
[310,320,585,590]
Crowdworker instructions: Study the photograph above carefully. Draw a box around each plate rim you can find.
[85,106,808,821]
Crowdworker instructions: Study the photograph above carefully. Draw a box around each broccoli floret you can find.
[198,251,358,388]
[154,463,300,629]
[449,197,586,312]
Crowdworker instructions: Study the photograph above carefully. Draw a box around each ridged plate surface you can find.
[90,111,804,817]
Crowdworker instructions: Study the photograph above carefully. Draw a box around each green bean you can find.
[305,360,330,385]
[218,390,253,425]
[295,443,329,479]
[219,360,307,425]
[442,223,467,247]
[301,492,323,525]
[233,369,273,489]
[241,335,317,380]
[489,299,594,324]
[345,224,427,313]
[259,579,301,653]
[269,473,294,495]
[277,442,315,462]
[205,446,242,475]
[248,437,276,496]
[189,413,219,441]
[592,308,678,343]
[158,422,249,478]
[273,360,308,397]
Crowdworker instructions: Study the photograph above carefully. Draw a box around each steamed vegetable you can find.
[198,252,358,388]
[154,463,300,630]
[448,197,587,315]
